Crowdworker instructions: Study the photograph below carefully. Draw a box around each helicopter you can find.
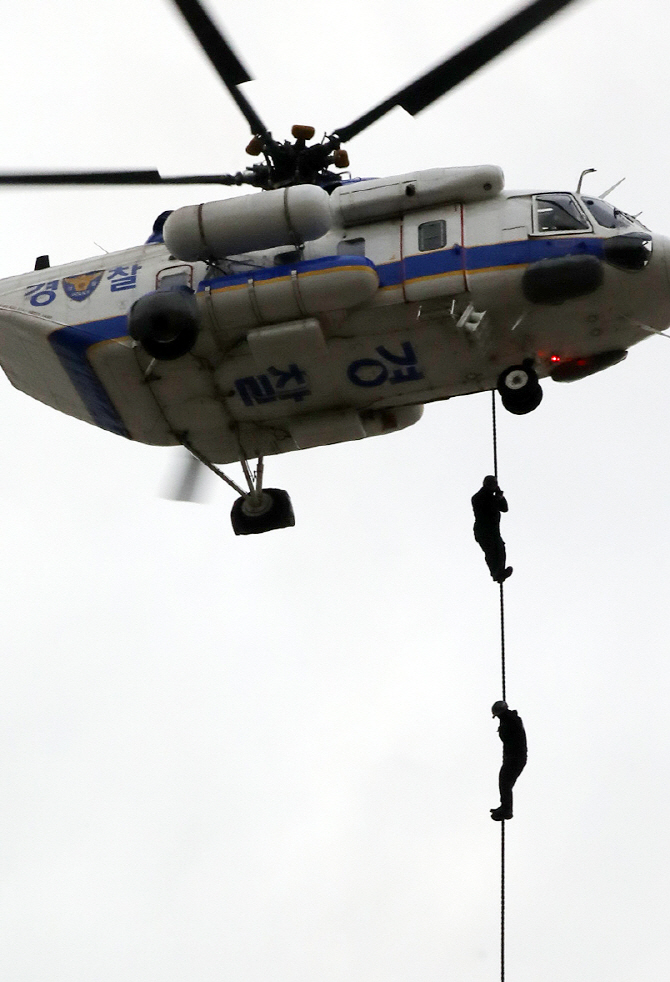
[0,0,668,535]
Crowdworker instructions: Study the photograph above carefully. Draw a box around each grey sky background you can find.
[0,1,668,980]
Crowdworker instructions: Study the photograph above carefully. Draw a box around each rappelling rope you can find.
[500,820,506,982]
[491,388,499,480]
[491,391,507,703]
[492,389,507,982]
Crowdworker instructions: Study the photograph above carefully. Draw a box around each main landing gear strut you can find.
[178,437,295,536]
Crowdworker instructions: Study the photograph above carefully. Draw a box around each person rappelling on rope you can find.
[490,700,527,821]
[472,475,513,583]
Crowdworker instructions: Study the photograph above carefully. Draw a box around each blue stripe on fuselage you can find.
[465,235,604,272]
[198,254,378,293]
[376,237,604,287]
[49,317,130,437]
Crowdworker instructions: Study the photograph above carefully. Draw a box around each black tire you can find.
[497,362,543,415]
[501,383,543,415]
[230,489,295,535]
[128,289,199,361]
[139,323,199,361]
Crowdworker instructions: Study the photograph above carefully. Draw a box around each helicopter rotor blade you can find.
[333,0,580,143]
[163,452,208,503]
[0,170,261,186]
[168,0,269,137]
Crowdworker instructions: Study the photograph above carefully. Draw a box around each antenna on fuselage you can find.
[576,168,596,193]
[600,176,626,200]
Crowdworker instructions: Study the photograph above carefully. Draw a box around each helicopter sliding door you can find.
[462,194,533,292]
[401,204,465,302]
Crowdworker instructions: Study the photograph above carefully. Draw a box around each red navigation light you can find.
[550,354,561,363]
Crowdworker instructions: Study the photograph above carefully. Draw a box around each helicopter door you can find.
[500,195,533,242]
[461,195,532,292]
[401,204,465,301]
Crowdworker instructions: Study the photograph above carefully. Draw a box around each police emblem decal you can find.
[62,271,104,302]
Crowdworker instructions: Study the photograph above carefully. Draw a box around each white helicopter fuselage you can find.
[0,164,667,465]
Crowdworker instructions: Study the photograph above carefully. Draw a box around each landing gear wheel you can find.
[497,361,543,415]
[138,323,198,361]
[230,488,295,535]
[129,289,200,361]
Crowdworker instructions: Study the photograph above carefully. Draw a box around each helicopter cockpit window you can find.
[337,237,366,256]
[418,220,447,251]
[533,193,591,234]
[581,197,634,230]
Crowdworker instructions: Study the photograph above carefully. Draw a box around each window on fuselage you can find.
[581,196,634,230]
[157,267,192,291]
[418,220,447,251]
[533,193,591,233]
[337,237,366,256]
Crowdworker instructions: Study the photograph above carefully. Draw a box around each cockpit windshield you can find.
[581,197,635,230]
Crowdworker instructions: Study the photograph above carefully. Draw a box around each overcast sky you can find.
[0,1,669,980]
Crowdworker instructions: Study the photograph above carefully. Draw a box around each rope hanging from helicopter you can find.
[491,391,507,704]
[491,389,507,982]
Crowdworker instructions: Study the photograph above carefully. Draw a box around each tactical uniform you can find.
[472,476,512,583]
[491,701,527,821]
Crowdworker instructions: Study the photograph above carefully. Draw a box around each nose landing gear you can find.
[497,360,543,415]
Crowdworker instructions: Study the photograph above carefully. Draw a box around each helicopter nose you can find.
[644,232,670,330]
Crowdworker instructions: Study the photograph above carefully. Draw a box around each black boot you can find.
[490,806,512,821]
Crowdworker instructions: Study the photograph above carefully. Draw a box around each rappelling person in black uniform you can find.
[490,700,527,821]
[472,475,513,583]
